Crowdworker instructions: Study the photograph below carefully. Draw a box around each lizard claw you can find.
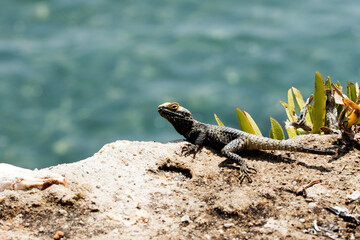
[181,143,202,158]
[238,164,257,184]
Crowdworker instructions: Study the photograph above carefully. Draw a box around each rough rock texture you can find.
[0,135,359,239]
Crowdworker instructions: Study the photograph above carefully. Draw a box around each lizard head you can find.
[158,102,193,121]
[158,102,194,135]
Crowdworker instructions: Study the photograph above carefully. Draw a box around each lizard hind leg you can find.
[221,138,257,183]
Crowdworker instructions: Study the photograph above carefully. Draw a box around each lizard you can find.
[158,102,336,183]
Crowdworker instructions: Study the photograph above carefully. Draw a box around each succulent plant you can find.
[215,71,360,139]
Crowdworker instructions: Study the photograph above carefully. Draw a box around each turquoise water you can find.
[1,1,360,168]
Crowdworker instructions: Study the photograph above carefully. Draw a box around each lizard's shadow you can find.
[212,149,332,173]
[328,134,360,163]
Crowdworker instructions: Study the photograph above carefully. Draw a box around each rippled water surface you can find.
[1,0,360,168]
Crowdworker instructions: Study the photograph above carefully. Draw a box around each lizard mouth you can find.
[158,107,185,119]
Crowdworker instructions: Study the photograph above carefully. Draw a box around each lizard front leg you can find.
[221,138,257,183]
[182,130,206,158]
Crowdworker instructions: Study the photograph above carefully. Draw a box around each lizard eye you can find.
[170,103,179,110]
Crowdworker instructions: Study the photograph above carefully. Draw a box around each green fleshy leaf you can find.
[292,87,312,126]
[325,76,332,90]
[214,113,224,126]
[287,88,296,119]
[347,82,357,102]
[311,71,326,133]
[280,101,295,122]
[236,108,255,134]
[244,111,262,136]
[291,87,305,112]
[269,117,285,140]
[269,130,274,139]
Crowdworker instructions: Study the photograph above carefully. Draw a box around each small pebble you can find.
[181,215,191,223]
[299,218,305,223]
[223,223,235,228]
[58,209,68,216]
[53,231,64,240]
[308,202,317,208]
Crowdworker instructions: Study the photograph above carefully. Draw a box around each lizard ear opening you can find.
[184,111,193,119]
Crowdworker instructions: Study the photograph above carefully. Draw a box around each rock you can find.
[0,135,358,239]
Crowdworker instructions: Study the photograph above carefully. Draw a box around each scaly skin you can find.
[158,102,336,183]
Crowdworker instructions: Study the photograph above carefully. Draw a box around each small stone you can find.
[181,215,191,223]
[223,223,235,228]
[58,209,68,216]
[299,218,305,223]
[308,202,317,208]
[53,231,65,239]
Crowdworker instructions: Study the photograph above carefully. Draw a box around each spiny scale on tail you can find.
[245,134,336,155]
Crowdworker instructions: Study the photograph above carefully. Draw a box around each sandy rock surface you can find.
[0,135,359,239]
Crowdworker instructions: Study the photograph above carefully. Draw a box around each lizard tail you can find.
[247,135,336,155]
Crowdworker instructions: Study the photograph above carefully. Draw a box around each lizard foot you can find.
[239,164,257,184]
[181,143,202,158]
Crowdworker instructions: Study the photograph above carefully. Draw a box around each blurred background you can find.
[1,0,360,169]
